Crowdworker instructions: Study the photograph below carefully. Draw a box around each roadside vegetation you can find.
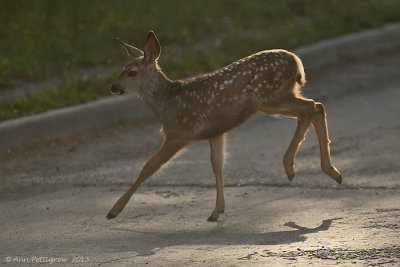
[1,0,399,121]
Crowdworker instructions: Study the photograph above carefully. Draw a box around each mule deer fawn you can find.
[107,31,342,221]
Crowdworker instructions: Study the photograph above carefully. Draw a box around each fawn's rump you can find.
[197,52,306,139]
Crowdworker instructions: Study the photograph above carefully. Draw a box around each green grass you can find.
[0,75,115,121]
[1,0,400,121]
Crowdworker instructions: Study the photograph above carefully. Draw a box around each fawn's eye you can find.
[127,70,138,77]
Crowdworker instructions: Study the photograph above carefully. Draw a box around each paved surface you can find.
[1,48,400,265]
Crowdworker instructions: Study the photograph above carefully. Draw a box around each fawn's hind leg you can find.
[310,102,342,183]
[259,98,314,181]
[283,114,312,181]
[207,134,225,222]
[259,97,341,183]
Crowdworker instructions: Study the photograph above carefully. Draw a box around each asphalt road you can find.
[1,49,400,266]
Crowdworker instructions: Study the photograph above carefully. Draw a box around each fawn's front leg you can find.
[207,134,225,222]
[107,138,186,219]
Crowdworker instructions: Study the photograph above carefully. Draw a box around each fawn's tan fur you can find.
[107,31,342,221]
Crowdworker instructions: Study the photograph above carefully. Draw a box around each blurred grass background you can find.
[1,0,400,121]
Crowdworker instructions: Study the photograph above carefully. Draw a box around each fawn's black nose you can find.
[110,84,124,95]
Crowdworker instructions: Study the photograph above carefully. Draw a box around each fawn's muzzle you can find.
[110,84,125,95]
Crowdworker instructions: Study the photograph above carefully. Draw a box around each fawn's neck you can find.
[137,71,178,120]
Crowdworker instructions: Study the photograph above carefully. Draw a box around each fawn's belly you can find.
[195,100,256,139]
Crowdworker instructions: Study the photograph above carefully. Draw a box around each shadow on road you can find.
[105,219,339,256]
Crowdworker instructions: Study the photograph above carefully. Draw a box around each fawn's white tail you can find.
[108,31,342,221]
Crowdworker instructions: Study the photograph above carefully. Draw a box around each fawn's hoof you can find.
[207,210,220,222]
[207,216,218,222]
[335,174,343,184]
[287,173,295,182]
[323,165,343,184]
[106,212,117,220]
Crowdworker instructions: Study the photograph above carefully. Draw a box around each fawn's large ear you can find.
[143,31,161,64]
[118,38,144,59]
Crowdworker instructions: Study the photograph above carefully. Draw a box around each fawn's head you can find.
[111,31,161,95]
